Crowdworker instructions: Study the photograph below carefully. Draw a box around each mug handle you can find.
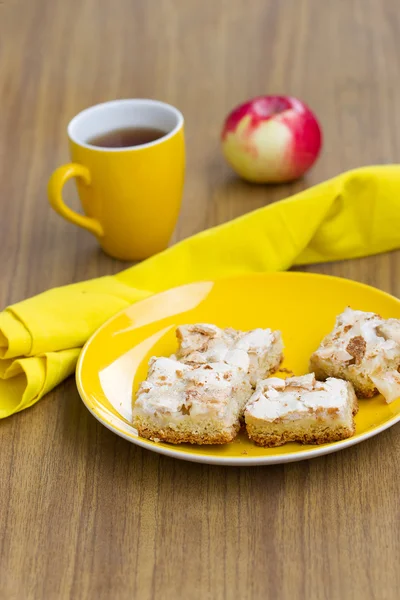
[48,164,104,237]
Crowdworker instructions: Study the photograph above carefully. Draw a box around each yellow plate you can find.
[76,272,400,465]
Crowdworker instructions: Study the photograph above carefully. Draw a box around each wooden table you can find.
[1,1,400,598]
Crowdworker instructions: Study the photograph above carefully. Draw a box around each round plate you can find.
[76,272,400,465]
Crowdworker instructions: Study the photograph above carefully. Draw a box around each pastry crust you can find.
[247,424,356,448]
[133,420,240,445]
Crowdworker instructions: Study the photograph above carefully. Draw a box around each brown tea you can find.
[87,126,167,148]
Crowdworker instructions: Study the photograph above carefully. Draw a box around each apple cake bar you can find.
[245,373,358,447]
[310,308,400,402]
[174,323,283,386]
[132,356,252,444]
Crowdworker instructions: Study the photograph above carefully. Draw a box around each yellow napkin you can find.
[1,165,400,418]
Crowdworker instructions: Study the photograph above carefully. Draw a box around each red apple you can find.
[221,96,322,183]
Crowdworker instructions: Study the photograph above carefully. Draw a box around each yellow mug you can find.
[48,99,185,260]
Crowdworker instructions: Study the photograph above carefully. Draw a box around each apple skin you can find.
[221,96,322,183]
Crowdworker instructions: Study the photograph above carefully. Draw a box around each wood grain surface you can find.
[1,0,400,598]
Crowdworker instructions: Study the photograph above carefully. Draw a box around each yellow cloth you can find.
[1,165,400,418]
